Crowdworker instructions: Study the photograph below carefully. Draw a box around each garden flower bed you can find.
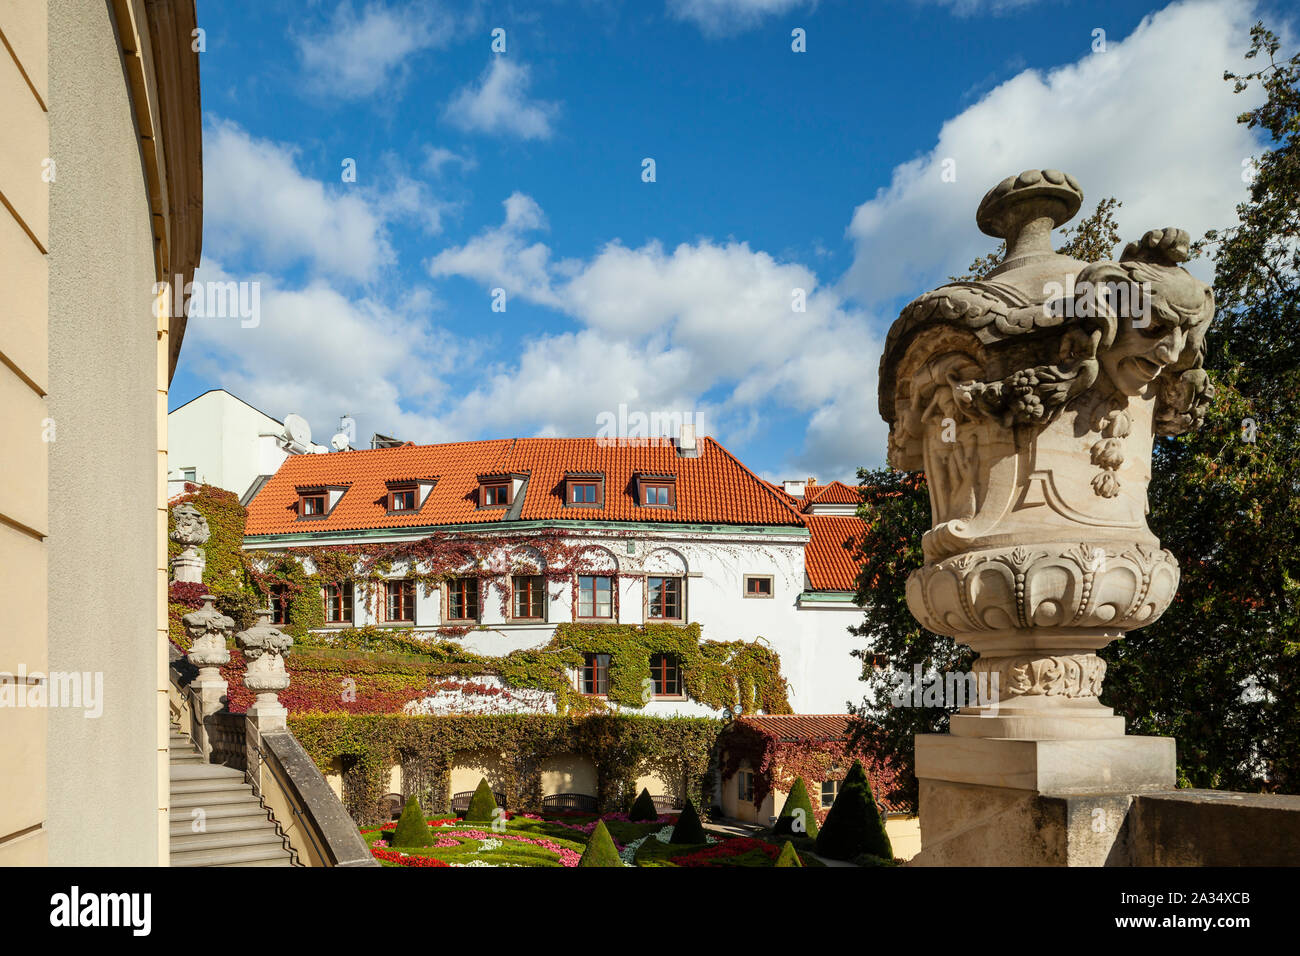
[363,811,820,867]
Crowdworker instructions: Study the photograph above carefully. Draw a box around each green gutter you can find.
[244,518,811,547]
[798,590,860,604]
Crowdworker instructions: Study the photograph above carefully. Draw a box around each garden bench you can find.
[451,790,506,812]
[541,793,598,813]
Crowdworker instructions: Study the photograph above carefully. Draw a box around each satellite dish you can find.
[331,432,351,452]
[283,416,310,447]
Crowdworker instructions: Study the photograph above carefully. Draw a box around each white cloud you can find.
[842,0,1266,306]
[667,0,812,35]
[442,58,560,140]
[430,194,888,479]
[183,261,461,447]
[423,146,476,176]
[294,1,459,100]
[204,119,395,282]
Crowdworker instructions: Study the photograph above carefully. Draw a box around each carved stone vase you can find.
[170,502,210,584]
[880,169,1214,742]
[236,608,293,730]
[182,594,233,715]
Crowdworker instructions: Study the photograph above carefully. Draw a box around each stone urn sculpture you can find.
[880,170,1215,864]
[170,503,211,584]
[182,594,233,716]
[236,609,294,731]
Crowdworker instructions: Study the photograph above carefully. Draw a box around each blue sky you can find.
[173,0,1289,481]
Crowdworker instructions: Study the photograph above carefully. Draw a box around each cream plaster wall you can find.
[45,0,164,865]
[0,0,50,867]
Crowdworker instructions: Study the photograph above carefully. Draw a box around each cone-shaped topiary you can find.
[391,795,433,848]
[669,798,708,844]
[774,777,819,838]
[464,777,499,823]
[813,760,893,862]
[578,820,624,867]
[775,840,804,867]
[629,788,658,822]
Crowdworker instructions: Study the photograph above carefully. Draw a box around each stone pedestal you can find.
[877,170,1215,866]
[169,503,210,584]
[181,596,232,754]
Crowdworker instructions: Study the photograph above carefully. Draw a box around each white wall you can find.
[248,526,869,715]
[168,390,323,500]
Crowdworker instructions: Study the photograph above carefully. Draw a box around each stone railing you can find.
[169,598,377,867]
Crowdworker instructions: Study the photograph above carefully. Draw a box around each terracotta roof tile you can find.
[243,437,806,535]
[804,515,865,590]
[735,714,856,741]
[803,480,862,506]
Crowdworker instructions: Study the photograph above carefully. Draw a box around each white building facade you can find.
[240,436,869,716]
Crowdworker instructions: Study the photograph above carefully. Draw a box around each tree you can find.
[669,798,707,844]
[774,840,803,867]
[773,777,819,838]
[813,761,893,862]
[1118,21,1300,792]
[390,795,433,848]
[578,820,623,867]
[464,777,498,823]
[629,788,658,822]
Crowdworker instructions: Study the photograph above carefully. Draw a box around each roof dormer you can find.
[635,472,677,509]
[477,472,528,509]
[385,477,437,515]
[563,472,604,508]
[296,484,349,519]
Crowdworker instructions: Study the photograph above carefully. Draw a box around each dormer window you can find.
[635,473,676,509]
[477,473,525,508]
[564,473,604,508]
[482,483,510,507]
[297,484,348,520]
[388,485,416,512]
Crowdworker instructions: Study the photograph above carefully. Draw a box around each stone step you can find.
[170,810,271,837]
[171,763,246,781]
[170,789,265,811]
[171,826,286,854]
[169,751,205,764]
[227,856,297,867]
[171,843,295,868]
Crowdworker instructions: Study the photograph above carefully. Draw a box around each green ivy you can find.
[288,712,724,826]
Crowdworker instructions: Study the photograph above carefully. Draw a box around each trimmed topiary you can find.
[629,788,658,822]
[578,820,623,867]
[813,760,893,862]
[774,777,819,839]
[775,840,804,867]
[391,795,433,848]
[670,798,708,845]
[464,777,499,823]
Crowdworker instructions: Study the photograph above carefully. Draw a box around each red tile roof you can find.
[803,515,864,590]
[243,437,805,535]
[735,714,856,742]
[803,480,862,505]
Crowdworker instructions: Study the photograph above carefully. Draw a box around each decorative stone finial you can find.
[236,609,294,730]
[182,595,233,715]
[878,170,1215,740]
[169,503,211,584]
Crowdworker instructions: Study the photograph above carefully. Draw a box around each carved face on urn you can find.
[170,503,211,547]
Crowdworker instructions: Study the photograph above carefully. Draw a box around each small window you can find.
[577,575,613,619]
[512,575,546,620]
[446,577,479,622]
[642,483,673,506]
[385,579,415,623]
[744,575,773,598]
[821,779,840,807]
[301,492,327,516]
[268,584,290,626]
[649,653,681,696]
[582,653,610,695]
[571,483,598,504]
[389,486,416,512]
[647,576,682,620]
[181,468,196,482]
[481,483,510,507]
[738,770,755,803]
[324,582,353,623]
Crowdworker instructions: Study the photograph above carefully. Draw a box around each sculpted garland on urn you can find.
[878,169,1214,740]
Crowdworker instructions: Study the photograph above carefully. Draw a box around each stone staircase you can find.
[169,724,298,867]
